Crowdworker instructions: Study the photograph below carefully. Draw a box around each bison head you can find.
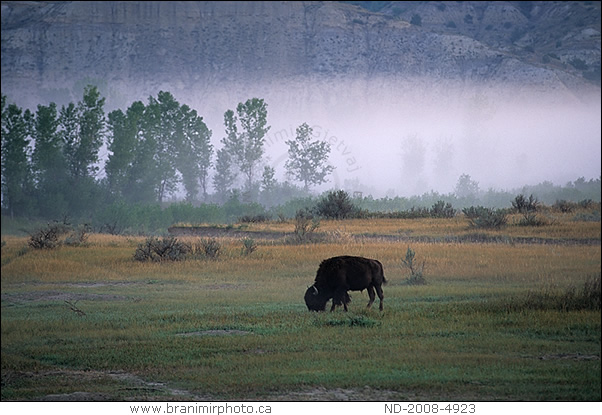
[304,285,330,311]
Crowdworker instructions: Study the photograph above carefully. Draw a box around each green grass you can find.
[1,226,600,401]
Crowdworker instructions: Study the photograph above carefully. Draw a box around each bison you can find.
[304,255,387,312]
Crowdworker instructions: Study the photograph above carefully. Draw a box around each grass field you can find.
[1,216,600,401]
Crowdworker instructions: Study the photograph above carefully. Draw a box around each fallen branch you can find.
[65,300,86,316]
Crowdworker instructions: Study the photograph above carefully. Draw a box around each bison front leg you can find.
[366,285,376,309]
[331,288,349,312]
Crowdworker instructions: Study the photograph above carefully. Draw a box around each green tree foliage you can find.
[105,101,145,199]
[63,85,106,180]
[285,123,334,191]
[32,102,68,217]
[315,189,356,219]
[106,92,213,204]
[1,96,35,217]
[213,148,235,202]
[144,91,181,202]
[220,98,270,194]
[59,86,106,216]
[177,104,213,202]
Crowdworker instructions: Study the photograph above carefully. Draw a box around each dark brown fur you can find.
[304,256,387,312]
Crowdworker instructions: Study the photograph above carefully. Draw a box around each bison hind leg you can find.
[366,286,376,308]
[375,284,384,311]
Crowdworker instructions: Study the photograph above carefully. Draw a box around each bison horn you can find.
[312,286,318,295]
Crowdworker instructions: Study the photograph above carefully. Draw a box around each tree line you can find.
[1,87,334,220]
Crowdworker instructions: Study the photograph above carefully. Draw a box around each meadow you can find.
[1,214,600,401]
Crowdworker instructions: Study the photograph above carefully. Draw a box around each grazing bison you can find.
[304,256,387,312]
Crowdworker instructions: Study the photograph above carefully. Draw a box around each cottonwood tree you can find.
[105,101,145,199]
[32,102,68,217]
[220,98,270,194]
[285,122,333,191]
[212,148,235,202]
[177,104,212,202]
[1,96,35,217]
[62,85,105,180]
[106,92,213,204]
[143,91,181,203]
[59,85,106,215]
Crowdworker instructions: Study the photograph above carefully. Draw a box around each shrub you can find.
[291,209,320,243]
[134,237,191,262]
[572,210,600,222]
[64,224,91,246]
[401,246,426,285]
[462,206,490,219]
[512,194,539,213]
[467,207,508,229]
[28,222,70,249]
[430,200,456,218]
[518,212,548,227]
[314,190,355,219]
[579,199,594,209]
[553,200,576,213]
[196,238,221,259]
[240,237,258,256]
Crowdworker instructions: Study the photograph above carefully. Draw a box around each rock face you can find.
[1,1,600,108]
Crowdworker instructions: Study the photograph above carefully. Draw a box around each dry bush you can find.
[134,237,191,262]
[195,238,222,259]
[28,223,70,249]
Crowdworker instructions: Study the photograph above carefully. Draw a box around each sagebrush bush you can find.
[462,206,489,219]
[134,237,191,262]
[196,238,221,259]
[240,237,258,256]
[467,207,508,229]
[518,212,548,227]
[512,194,539,213]
[430,200,456,218]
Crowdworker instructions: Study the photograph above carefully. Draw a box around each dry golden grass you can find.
[232,215,601,241]
[2,232,599,289]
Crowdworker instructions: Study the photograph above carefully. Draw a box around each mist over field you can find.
[176,78,601,198]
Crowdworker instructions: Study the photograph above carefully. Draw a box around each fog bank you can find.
[179,77,601,197]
